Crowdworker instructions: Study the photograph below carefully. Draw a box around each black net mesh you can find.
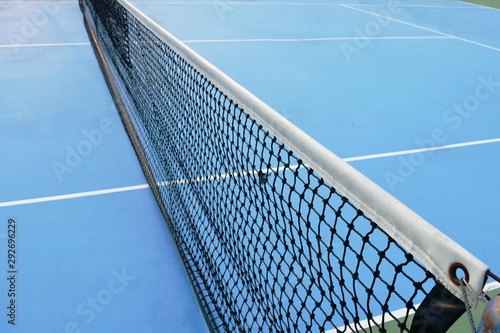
[80,0,438,331]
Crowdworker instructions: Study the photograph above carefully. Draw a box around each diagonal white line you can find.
[341,4,500,52]
[129,2,343,5]
[182,36,452,43]
[0,185,150,208]
[353,4,479,9]
[157,164,297,185]
[457,0,500,11]
[343,138,500,162]
[0,1,75,3]
[0,42,91,48]
[127,1,486,8]
[325,305,419,333]
[1,139,498,207]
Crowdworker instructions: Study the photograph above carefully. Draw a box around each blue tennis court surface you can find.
[1,0,499,331]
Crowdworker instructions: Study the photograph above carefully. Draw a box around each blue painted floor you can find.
[0,1,209,332]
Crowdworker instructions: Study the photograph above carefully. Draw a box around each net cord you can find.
[111,0,489,303]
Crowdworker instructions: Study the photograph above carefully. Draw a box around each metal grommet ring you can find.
[449,263,470,286]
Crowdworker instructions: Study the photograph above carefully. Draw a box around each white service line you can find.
[325,305,418,333]
[0,184,150,208]
[129,2,343,5]
[458,0,500,11]
[1,138,498,207]
[484,281,500,292]
[157,164,293,186]
[341,4,500,52]
[183,36,451,43]
[352,3,480,8]
[0,42,91,48]
[128,1,485,8]
[343,138,500,162]
[0,1,76,3]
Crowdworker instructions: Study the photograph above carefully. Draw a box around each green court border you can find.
[447,288,499,333]
[458,0,500,9]
[381,288,500,332]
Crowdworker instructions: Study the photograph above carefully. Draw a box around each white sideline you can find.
[0,185,150,208]
[343,138,500,162]
[2,137,499,206]
[458,0,500,11]
[127,1,485,9]
[0,42,90,48]
[183,36,451,43]
[324,306,418,333]
[341,4,500,52]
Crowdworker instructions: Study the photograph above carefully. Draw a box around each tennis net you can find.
[79,0,490,331]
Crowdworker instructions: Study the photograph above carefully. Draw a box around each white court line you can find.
[183,36,451,43]
[0,185,150,208]
[343,138,500,162]
[326,306,418,333]
[130,2,343,5]
[341,4,500,52]
[128,1,483,8]
[484,281,500,292]
[1,138,498,207]
[0,42,90,48]
[157,164,295,186]
[0,1,75,3]
[160,138,500,184]
[352,4,480,9]
[458,0,500,11]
